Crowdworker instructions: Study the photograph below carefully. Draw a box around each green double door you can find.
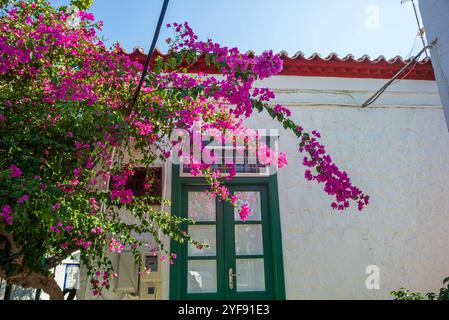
[171,183,284,300]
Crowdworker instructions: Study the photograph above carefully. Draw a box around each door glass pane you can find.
[188,225,216,256]
[233,192,261,221]
[64,265,80,290]
[235,224,263,255]
[187,260,217,293]
[236,259,265,292]
[188,192,216,221]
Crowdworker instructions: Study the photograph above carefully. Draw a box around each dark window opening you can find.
[110,167,163,205]
[145,255,159,272]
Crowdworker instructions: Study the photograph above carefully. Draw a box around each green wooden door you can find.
[171,182,283,300]
[224,185,274,299]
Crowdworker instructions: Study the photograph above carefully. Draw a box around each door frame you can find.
[169,164,286,300]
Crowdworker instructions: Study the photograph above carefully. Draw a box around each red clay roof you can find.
[124,47,435,80]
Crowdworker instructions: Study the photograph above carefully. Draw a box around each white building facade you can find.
[75,51,449,300]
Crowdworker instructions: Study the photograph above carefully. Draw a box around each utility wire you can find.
[410,0,429,58]
[361,38,437,109]
[405,33,419,59]
[128,0,170,112]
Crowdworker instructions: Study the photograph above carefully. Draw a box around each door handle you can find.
[228,268,240,290]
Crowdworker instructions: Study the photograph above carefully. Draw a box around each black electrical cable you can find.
[129,0,170,112]
[361,38,437,108]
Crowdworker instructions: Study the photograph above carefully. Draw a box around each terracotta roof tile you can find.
[121,47,435,80]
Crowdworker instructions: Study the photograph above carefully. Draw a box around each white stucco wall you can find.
[243,75,449,299]
[78,75,449,300]
[39,253,79,300]
[77,161,173,300]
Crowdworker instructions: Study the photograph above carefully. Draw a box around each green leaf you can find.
[168,57,177,70]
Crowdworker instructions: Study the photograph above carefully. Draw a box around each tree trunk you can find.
[0,268,64,300]
[0,225,64,300]
[38,276,64,300]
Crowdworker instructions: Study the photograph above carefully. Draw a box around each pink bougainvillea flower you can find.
[83,241,92,249]
[110,189,133,204]
[51,203,61,211]
[73,168,82,177]
[60,242,69,250]
[85,157,94,169]
[78,11,95,21]
[163,150,171,159]
[252,50,283,79]
[9,164,22,178]
[1,205,13,225]
[17,194,29,204]
[239,204,251,222]
[226,166,236,181]
[274,104,291,117]
[108,237,124,253]
[90,227,103,234]
[133,120,153,136]
[277,152,288,168]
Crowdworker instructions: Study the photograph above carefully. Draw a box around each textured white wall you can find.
[77,161,173,300]
[40,254,79,300]
[78,75,449,300]
[243,76,449,299]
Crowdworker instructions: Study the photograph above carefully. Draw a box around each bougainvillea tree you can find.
[0,0,369,299]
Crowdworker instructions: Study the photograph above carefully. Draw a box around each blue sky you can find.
[51,0,425,59]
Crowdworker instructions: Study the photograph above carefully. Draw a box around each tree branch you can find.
[0,267,64,300]
[0,225,65,300]
[44,247,79,270]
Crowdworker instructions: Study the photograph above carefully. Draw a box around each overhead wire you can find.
[128,0,170,112]
[360,38,437,108]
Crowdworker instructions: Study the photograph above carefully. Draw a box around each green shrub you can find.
[391,277,449,300]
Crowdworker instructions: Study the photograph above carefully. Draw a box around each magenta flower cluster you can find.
[299,130,369,210]
[159,21,369,215]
